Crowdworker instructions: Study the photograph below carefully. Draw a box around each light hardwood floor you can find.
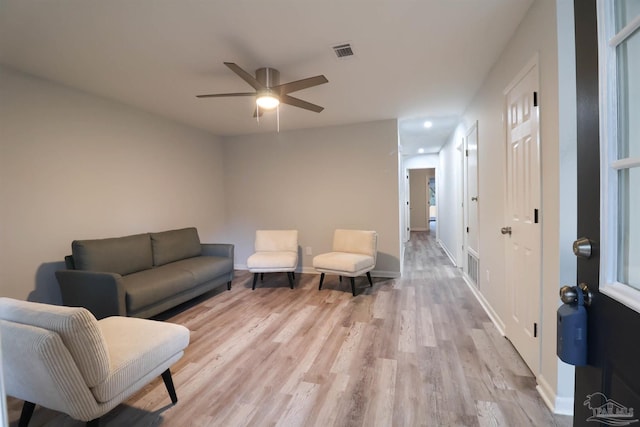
[7,231,572,426]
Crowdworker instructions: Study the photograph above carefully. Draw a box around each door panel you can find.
[573,0,640,425]
[505,60,541,374]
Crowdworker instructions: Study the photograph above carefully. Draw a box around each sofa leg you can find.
[260,272,264,281]
[227,281,232,291]
[339,275,343,283]
[87,419,100,427]
[350,277,356,297]
[366,272,373,287]
[252,273,259,290]
[162,369,178,404]
[287,272,294,289]
[318,273,325,290]
[19,401,35,427]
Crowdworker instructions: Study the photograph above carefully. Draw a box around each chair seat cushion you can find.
[92,317,189,402]
[312,252,375,275]
[247,252,297,272]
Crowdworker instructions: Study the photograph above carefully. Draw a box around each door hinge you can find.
[466,226,469,233]
[533,91,538,107]
[534,209,539,223]
[466,149,469,157]
[534,322,538,338]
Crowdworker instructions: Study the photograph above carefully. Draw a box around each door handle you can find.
[559,283,593,306]
[501,226,512,235]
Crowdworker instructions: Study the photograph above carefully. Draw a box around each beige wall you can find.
[0,67,227,303]
[221,120,401,276]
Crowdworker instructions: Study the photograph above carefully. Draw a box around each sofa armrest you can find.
[55,270,126,320]
[201,243,234,260]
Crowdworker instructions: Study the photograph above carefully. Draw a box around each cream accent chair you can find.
[0,297,190,427]
[247,230,299,290]
[313,229,377,296]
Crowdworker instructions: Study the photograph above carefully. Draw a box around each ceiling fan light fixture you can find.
[256,93,280,110]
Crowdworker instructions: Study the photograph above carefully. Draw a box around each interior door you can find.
[504,58,541,374]
[573,0,640,425]
[464,122,479,284]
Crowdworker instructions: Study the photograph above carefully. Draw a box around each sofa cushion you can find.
[72,233,153,276]
[122,266,197,313]
[150,227,202,266]
[170,256,234,283]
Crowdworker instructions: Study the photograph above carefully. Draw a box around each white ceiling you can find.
[0,0,533,156]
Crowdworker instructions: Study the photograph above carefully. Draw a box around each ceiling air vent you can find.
[332,43,354,59]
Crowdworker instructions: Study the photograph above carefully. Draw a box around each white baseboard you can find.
[438,239,458,267]
[536,374,574,416]
[462,274,506,335]
[234,264,400,279]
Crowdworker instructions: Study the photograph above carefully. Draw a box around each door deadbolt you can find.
[573,237,592,259]
[501,226,512,236]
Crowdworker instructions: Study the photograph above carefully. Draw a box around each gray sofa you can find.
[55,227,234,319]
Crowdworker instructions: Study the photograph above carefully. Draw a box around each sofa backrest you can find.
[72,233,153,275]
[150,227,202,266]
[0,297,110,388]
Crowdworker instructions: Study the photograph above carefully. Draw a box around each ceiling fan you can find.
[196,62,328,116]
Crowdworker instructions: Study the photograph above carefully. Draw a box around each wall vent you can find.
[467,253,479,287]
[332,43,354,59]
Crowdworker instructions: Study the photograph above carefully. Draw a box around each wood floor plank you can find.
[6,231,573,426]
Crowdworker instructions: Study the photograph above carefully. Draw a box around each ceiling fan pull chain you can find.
[256,105,260,124]
[277,105,280,133]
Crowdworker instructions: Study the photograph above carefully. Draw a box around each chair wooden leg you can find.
[227,281,232,290]
[260,273,264,281]
[366,272,373,287]
[87,419,100,427]
[318,273,325,290]
[162,369,178,404]
[252,273,259,290]
[339,275,343,283]
[19,401,35,427]
[350,277,356,296]
[287,272,294,289]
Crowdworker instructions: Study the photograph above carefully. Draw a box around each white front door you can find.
[504,57,542,374]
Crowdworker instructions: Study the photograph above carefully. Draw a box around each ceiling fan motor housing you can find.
[256,67,280,88]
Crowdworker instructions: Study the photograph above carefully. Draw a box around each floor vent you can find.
[467,253,479,286]
[332,43,354,59]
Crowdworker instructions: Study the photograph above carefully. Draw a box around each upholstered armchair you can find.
[0,297,190,426]
[313,229,377,296]
[246,230,299,290]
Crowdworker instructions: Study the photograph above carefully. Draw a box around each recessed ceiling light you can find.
[418,148,425,154]
[423,121,433,128]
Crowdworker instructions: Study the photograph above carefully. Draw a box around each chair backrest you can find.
[332,229,377,260]
[0,298,110,388]
[254,230,298,252]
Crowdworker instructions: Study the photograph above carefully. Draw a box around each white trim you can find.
[609,14,640,47]
[462,274,506,335]
[597,0,640,313]
[438,238,458,268]
[611,157,640,170]
[600,282,640,313]
[536,374,574,415]
[233,264,401,279]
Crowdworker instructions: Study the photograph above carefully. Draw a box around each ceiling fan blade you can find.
[224,62,265,91]
[280,94,324,113]
[196,92,255,98]
[274,75,328,95]
[253,108,264,118]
